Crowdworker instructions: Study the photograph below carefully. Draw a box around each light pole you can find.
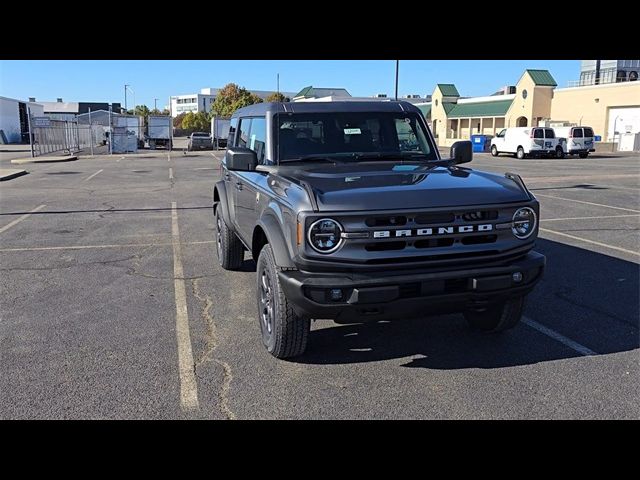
[125,85,135,113]
[154,98,158,111]
[124,84,129,112]
[395,60,399,101]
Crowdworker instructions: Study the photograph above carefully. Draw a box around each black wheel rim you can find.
[259,267,274,335]
[216,215,222,261]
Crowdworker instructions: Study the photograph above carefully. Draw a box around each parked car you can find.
[187,132,213,151]
[491,127,564,159]
[213,101,545,358]
[554,126,596,158]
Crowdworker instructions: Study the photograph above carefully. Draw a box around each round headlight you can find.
[512,207,537,239]
[307,218,343,253]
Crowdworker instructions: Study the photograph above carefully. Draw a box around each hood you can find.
[279,163,529,211]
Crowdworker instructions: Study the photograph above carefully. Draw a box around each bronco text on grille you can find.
[213,101,546,358]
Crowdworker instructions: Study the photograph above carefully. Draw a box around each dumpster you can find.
[471,134,493,152]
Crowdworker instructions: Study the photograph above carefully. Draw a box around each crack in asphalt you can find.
[191,277,236,420]
[0,254,140,272]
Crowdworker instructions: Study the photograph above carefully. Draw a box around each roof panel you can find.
[437,84,460,96]
[526,69,557,86]
[447,99,513,118]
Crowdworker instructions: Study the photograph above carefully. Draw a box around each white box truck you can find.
[147,115,172,150]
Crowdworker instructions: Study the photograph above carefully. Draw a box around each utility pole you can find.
[124,84,129,112]
[154,98,158,111]
[395,60,399,101]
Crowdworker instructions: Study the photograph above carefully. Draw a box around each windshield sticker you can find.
[392,165,419,171]
[344,128,361,135]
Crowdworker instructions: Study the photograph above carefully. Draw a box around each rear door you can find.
[571,127,584,151]
[544,128,557,150]
[583,127,595,151]
[529,128,544,152]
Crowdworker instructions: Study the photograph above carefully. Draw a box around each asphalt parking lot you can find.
[1,140,638,419]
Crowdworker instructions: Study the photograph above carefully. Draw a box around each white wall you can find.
[0,97,21,142]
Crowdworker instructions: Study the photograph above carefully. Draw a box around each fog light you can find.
[329,289,343,301]
[512,272,523,283]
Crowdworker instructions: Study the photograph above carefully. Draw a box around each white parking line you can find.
[168,154,171,162]
[171,201,199,411]
[0,204,46,234]
[0,240,215,252]
[541,214,640,222]
[169,167,174,180]
[540,227,640,257]
[83,169,103,182]
[522,317,596,356]
[535,193,640,213]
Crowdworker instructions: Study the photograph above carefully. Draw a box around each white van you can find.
[490,127,564,159]
[553,126,596,158]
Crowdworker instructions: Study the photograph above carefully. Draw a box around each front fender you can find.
[213,180,231,226]
[257,214,296,269]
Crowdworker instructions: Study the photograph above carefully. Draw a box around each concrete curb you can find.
[11,155,77,165]
[0,169,28,181]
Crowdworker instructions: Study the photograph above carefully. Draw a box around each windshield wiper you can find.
[280,154,347,164]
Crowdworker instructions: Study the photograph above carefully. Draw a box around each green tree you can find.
[149,108,162,115]
[161,108,171,115]
[181,111,209,132]
[265,92,288,103]
[173,112,187,129]
[211,83,263,117]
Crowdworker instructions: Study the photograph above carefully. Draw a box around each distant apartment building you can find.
[170,87,297,117]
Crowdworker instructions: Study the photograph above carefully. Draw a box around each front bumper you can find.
[279,251,545,322]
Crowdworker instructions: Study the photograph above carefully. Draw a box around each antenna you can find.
[276,73,280,165]
[395,60,399,100]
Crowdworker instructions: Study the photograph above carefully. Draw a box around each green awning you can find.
[447,99,513,118]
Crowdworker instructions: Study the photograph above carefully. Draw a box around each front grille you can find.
[365,241,406,251]
[363,250,501,265]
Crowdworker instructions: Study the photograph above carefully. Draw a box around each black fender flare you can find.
[256,214,296,269]
[213,180,231,225]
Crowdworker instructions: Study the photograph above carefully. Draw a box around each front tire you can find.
[215,206,243,270]
[464,296,525,332]
[491,145,499,157]
[257,244,310,359]
[516,147,525,159]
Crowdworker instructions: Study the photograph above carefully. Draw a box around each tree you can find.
[173,112,187,129]
[211,83,263,117]
[149,108,162,116]
[181,111,209,132]
[265,92,288,103]
[161,108,171,116]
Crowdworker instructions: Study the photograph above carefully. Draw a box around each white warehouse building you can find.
[0,96,44,143]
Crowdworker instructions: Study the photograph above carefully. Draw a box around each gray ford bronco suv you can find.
[213,101,545,358]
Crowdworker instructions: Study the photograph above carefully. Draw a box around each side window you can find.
[533,128,544,138]
[237,118,251,148]
[583,127,594,137]
[497,129,506,138]
[248,117,267,164]
[228,118,238,146]
[573,128,583,138]
[545,128,555,139]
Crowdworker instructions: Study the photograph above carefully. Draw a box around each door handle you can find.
[235,182,243,191]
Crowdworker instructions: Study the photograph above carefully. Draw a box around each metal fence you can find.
[30,118,97,157]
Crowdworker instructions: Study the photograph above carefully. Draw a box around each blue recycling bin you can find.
[471,134,492,152]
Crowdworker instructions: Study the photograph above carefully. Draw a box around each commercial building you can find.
[34,98,122,121]
[578,60,640,86]
[419,67,640,148]
[169,87,297,117]
[0,96,44,143]
[292,85,431,104]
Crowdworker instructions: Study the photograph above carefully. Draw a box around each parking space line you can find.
[535,193,640,213]
[0,204,46,234]
[169,167,174,180]
[168,153,171,162]
[171,201,199,411]
[522,317,596,356]
[540,227,640,256]
[0,240,215,252]
[541,214,640,222]
[83,169,103,182]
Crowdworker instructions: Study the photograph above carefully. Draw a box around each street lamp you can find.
[154,98,159,111]
[124,84,129,112]
[124,84,135,113]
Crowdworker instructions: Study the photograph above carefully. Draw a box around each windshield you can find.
[275,111,437,162]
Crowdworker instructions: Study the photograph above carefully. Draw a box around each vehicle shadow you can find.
[294,238,639,368]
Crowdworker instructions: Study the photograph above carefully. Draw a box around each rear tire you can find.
[579,152,588,158]
[491,145,499,157]
[257,244,310,359]
[215,206,244,270]
[555,146,565,159]
[464,296,525,332]
[516,147,525,159]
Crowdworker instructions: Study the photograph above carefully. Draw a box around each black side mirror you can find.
[449,141,472,165]
[226,147,257,171]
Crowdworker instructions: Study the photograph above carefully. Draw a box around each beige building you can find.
[419,69,640,147]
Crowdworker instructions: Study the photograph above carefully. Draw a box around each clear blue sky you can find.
[1,60,581,108]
